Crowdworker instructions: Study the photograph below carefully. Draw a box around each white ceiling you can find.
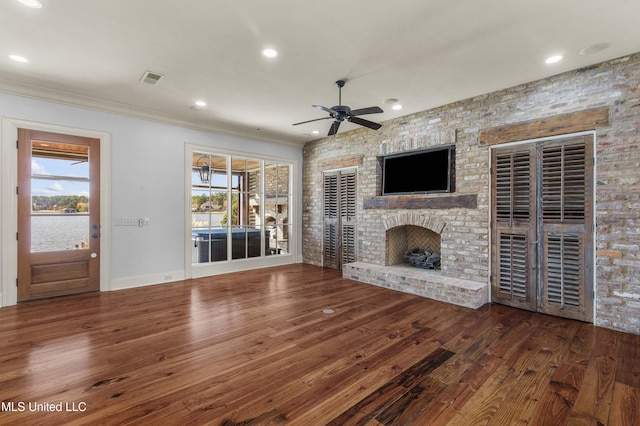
[1,1,639,146]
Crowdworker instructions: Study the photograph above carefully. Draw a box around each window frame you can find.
[185,144,296,279]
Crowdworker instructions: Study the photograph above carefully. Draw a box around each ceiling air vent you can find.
[140,70,164,85]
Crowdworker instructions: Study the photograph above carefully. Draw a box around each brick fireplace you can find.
[384,216,445,267]
[343,213,488,309]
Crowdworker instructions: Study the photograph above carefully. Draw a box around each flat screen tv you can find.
[382,145,455,195]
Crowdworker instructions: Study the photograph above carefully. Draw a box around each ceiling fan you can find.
[293,79,384,136]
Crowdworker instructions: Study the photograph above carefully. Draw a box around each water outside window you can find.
[30,141,91,252]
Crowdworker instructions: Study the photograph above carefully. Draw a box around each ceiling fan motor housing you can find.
[331,105,351,121]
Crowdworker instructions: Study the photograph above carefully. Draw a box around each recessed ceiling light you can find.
[195,101,206,107]
[17,0,42,8]
[262,48,278,58]
[545,55,563,64]
[385,98,403,110]
[579,42,609,56]
[9,54,28,63]
[311,130,320,135]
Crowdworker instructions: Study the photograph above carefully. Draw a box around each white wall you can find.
[0,92,303,304]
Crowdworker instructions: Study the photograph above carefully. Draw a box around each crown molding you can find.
[0,78,304,148]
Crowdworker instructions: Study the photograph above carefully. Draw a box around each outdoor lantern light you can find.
[196,156,210,184]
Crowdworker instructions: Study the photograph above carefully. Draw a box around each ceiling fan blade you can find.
[328,120,341,136]
[349,116,382,130]
[313,105,334,114]
[350,106,383,116]
[292,116,333,126]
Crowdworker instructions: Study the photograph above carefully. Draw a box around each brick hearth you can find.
[343,262,488,309]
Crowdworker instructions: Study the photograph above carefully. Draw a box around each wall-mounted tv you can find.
[382,145,455,195]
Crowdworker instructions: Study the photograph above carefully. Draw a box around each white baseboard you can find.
[109,270,186,291]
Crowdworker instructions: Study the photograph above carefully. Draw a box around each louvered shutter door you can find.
[323,169,358,270]
[340,171,357,266]
[491,146,537,310]
[540,136,593,322]
[498,234,528,298]
[323,173,339,269]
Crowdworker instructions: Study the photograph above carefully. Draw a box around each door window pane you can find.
[31,215,90,252]
[192,153,228,263]
[264,162,291,256]
[30,141,91,252]
[230,226,245,260]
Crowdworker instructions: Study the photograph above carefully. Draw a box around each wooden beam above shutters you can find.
[479,108,609,146]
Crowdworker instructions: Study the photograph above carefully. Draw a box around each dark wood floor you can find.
[0,264,638,425]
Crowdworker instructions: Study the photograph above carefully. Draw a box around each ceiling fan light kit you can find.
[293,80,384,136]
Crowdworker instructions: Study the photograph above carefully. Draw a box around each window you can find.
[191,151,291,264]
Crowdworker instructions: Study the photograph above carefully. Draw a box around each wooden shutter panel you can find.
[498,233,528,298]
[542,141,586,223]
[323,169,357,269]
[545,234,582,306]
[492,134,594,322]
[340,171,357,265]
[323,173,339,269]
[540,136,593,322]
[495,151,531,224]
[342,226,356,264]
[491,147,536,310]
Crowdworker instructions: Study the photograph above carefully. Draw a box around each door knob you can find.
[91,253,97,259]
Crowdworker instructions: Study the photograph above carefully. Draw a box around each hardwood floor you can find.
[0,264,638,425]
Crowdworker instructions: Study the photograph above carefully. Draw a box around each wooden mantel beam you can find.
[479,107,609,146]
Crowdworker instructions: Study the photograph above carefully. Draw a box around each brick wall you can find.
[303,53,640,335]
